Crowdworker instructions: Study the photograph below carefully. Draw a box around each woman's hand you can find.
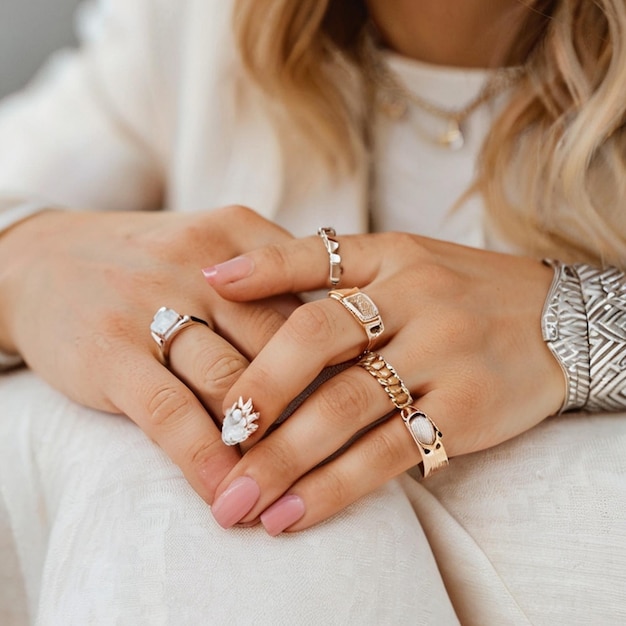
[203,232,565,534]
[0,205,298,502]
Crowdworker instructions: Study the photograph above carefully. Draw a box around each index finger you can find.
[107,350,240,502]
[202,233,383,300]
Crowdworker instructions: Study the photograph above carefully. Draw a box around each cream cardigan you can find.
[0,0,367,237]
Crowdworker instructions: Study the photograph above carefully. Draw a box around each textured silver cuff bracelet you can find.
[542,259,626,412]
[573,263,626,411]
[541,260,590,412]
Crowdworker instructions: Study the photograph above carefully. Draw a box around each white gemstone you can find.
[410,415,436,445]
[151,308,179,335]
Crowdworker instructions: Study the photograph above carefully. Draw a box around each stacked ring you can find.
[328,288,384,351]
[400,407,449,478]
[357,351,413,409]
[317,227,343,286]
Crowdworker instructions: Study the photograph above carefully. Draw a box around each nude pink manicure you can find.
[202,256,254,284]
[211,476,260,529]
[260,495,306,536]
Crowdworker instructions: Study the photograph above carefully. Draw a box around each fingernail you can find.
[202,256,254,284]
[260,495,305,536]
[211,476,260,529]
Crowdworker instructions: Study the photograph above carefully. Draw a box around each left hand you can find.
[202,232,564,534]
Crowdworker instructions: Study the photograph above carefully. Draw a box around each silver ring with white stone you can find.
[400,407,448,478]
[150,306,210,365]
[222,397,260,446]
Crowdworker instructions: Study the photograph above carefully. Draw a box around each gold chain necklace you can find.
[363,40,525,150]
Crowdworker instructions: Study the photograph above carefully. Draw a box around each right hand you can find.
[0,205,298,502]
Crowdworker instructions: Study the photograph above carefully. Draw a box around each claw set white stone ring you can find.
[150,306,210,364]
[222,397,260,446]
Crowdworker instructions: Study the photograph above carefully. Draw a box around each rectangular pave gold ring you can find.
[328,287,384,351]
[400,407,449,478]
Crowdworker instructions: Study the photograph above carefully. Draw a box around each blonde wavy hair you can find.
[234,0,626,267]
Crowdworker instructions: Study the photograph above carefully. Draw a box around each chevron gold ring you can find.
[357,351,413,409]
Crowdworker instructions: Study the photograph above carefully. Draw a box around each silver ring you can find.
[400,407,448,478]
[222,397,260,446]
[150,306,210,364]
[328,287,384,351]
[317,227,343,286]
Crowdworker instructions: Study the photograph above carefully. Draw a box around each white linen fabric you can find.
[0,1,625,624]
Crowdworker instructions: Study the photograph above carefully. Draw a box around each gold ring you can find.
[328,288,384,350]
[400,407,449,478]
[357,351,413,409]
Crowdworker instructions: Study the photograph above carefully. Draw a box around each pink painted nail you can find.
[202,256,254,284]
[260,495,305,536]
[211,476,260,529]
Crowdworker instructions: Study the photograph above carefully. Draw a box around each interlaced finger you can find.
[107,351,240,502]
[220,287,401,446]
[261,393,452,534]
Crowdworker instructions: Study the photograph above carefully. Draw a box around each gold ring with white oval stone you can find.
[400,407,448,478]
[328,288,384,351]
[357,351,413,409]
[150,306,210,365]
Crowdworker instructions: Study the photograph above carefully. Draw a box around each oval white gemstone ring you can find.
[400,407,449,478]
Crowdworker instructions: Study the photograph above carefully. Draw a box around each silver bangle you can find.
[542,259,626,413]
[541,259,590,412]
[573,264,626,411]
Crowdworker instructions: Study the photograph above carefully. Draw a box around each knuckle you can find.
[210,204,256,229]
[317,376,373,428]
[437,308,472,343]
[188,436,227,471]
[146,384,195,430]
[256,244,298,292]
[316,467,350,508]
[386,231,417,252]
[285,303,334,347]
[248,438,297,478]
[197,352,247,400]
[247,306,285,341]
[224,204,255,220]
[416,263,458,293]
[363,429,406,472]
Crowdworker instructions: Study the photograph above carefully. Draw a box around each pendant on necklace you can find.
[438,120,464,150]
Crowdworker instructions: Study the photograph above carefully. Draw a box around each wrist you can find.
[0,209,61,355]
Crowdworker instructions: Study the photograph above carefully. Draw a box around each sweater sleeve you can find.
[0,0,169,368]
[0,0,166,230]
